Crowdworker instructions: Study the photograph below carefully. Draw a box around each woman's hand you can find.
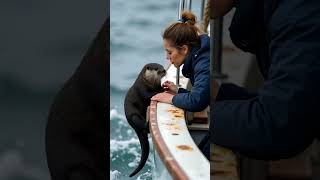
[151,92,174,104]
[162,81,178,94]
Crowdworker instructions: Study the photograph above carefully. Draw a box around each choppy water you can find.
[110,0,202,179]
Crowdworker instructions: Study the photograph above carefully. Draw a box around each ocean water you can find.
[110,0,202,179]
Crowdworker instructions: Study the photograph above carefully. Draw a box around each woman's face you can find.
[163,39,188,68]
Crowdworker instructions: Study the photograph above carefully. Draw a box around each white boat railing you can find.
[149,64,210,180]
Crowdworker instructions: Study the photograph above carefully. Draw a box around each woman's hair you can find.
[162,11,201,49]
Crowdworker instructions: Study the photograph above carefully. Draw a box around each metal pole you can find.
[210,17,225,106]
[178,0,185,19]
[213,18,227,80]
[213,18,223,77]
[186,0,192,10]
[200,0,205,21]
[176,0,193,86]
[210,18,215,104]
[176,0,185,86]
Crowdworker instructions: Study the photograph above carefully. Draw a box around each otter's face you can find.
[143,63,166,89]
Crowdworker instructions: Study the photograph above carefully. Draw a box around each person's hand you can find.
[162,81,178,95]
[151,92,174,104]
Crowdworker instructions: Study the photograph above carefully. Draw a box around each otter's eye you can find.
[146,67,150,70]
[158,69,166,74]
[155,67,158,71]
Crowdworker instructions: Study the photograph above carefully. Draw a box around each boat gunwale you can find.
[149,100,189,180]
[149,64,210,180]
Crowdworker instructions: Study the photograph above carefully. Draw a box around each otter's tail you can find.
[129,130,149,177]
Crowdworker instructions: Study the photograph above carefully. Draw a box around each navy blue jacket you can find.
[172,34,210,112]
[211,0,320,160]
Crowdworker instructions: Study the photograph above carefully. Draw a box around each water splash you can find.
[110,170,121,180]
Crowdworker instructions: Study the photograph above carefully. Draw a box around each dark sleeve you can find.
[211,8,320,160]
[216,83,257,101]
[68,166,95,180]
[178,88,189,93]
[172,57,210,112]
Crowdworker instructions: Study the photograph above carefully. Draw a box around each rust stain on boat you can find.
[167,108,184,119]
[177,145,193,151]
[168,125,181,131]
[167,109,180,113]
[172,125,181,130]
[163,123,181,132]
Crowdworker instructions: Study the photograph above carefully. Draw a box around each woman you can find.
[151,11,210,113]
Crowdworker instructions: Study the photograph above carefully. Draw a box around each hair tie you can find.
[178,17,189,23]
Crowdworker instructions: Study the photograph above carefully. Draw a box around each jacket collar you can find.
[181,34,209,78]
[182,47,198,78]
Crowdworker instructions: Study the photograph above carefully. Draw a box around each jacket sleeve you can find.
[216,83,257,101]
[211,12,319,160]
[172,57,210,112]
[177,88,189,93]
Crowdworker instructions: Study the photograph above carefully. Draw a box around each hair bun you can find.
[181,11,196,26]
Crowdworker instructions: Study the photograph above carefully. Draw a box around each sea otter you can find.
[124,63,166,177]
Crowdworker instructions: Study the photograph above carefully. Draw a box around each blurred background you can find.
[0,1,108,179]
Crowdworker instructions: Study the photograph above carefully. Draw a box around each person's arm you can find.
[216,83,257,101]
[211,7,319,160]
[177,88,189,93]
[172,58,210,112]
[171,67,257,110]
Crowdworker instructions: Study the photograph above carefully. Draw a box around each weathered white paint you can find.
[152,64,210,180]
